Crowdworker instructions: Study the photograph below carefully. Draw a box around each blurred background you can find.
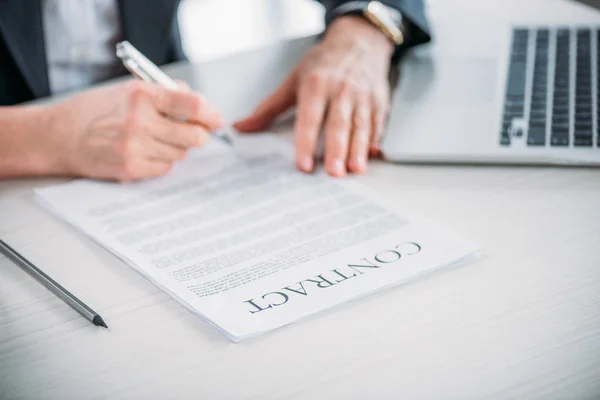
[178,0,325,63]
[177,0,600,64]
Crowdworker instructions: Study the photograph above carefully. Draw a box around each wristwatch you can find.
[329,1,406,45]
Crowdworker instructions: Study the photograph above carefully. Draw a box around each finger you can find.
[324,93,353,177]
[116,159,174,182]
[370,107,387,158]
[233,73,297,132]
[151,116,210,149]
[294,73,328,173]
[155,87,225,130]
[175,80,191,91]
[347,100,371,174]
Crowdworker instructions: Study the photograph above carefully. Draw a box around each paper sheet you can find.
[36,135,479,341]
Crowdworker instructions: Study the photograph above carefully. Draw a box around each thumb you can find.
[233,73,297,132]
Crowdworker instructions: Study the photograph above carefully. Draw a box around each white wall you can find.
[178,0,325,62]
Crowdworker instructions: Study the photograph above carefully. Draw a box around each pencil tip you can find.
[93,315,108,329]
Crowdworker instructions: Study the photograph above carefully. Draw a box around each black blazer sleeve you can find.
[166,7,187,63]
[318,0,431,50]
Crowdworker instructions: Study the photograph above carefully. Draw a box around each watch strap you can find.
[328,1,405,45]
[330,1,402,26]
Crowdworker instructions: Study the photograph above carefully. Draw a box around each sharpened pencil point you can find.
[93,315,108,329]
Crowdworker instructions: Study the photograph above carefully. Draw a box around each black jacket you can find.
[0,0,429,106]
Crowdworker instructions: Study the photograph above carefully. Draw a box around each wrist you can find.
[20,104,69,176]
[41,103,73,176]
[324,15,395,59]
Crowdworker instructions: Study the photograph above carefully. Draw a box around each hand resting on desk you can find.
[234,16,394,177]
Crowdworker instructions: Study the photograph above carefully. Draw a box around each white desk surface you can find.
[1,0,600,399]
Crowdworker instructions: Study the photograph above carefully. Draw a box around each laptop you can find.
[382,20,600,166]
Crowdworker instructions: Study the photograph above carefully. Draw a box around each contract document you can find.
[36,135,478,341]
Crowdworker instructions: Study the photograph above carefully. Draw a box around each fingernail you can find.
[331,159,345,176]
[355,157,367,172]
[370,145,382,158]
[197,132,207,146]
[299,156,314,172]
[233,120,250,132]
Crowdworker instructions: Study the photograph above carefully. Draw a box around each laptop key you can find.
[530,111,546,120]
[552,117,570,125]
[574,136,593,147]
[527,127,546,146]
[530,119,546,128]
[575,122,593,130]
[551,135,569,146]
[507,74,527,97]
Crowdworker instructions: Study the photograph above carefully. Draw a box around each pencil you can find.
[0,239,108,328]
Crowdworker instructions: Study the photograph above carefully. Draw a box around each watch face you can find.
[370,1,403,26]
[330,1,404,45]
[365,1,405,45]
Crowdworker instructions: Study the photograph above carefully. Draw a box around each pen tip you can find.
[93,315,108,329]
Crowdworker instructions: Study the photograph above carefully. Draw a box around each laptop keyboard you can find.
[500,27,599,148]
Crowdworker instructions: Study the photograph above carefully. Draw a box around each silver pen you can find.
[116,41,233,145]
[0,239,108,328]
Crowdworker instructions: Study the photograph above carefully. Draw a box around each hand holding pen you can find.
[29,42,230,182]
[45,76,226,181]
[116,41,234,146]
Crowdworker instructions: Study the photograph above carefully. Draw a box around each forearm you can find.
[0,105,59,178]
